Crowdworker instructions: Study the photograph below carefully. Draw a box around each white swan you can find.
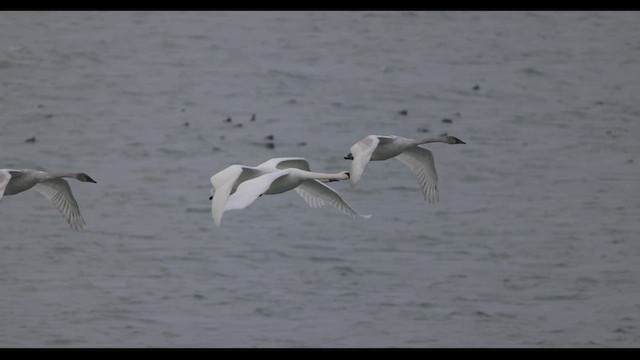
[210,157,371,227]
[344,135,465,203]
[0,169,97,229]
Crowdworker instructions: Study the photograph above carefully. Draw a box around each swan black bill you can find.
[344,153,354,160]
[452,137,466,144]
[209,195,213,200]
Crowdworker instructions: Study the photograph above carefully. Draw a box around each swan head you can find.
[325,171,350,182]
[344,153,354,160]
[446,136,466,144]
[337,171,350,180]
[77,173,97,183]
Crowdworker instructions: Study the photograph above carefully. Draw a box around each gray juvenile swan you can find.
[210,157,370,227]
[344,135,465,203]
[0,169,97,229]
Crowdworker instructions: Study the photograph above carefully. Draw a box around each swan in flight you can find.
[210,157,371,227]
[0,169,97,229]
[344,135,465,203]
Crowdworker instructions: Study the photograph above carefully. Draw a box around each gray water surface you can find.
[1,11,639,347]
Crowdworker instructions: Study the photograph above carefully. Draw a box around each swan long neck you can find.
[410,135,448,146]
[46,172,96,183]
[46,172,81,180]
[299,170,348,181]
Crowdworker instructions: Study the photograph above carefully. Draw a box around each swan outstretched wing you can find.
[394,146,439,204]
[348,135,380,187]
[211,180,236,228]
[33,179,86,230]
[210,165,261,192]
[210,165,263,227]
[256,157,311,171]
[295,179,371,219]
[0,169,12,200]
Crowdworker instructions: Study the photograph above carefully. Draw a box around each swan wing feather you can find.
[295,179,371,218]
[210,165,263,227]
[33,179,86,229]
[224,171,289,212]
[394,146,439,204]
[0,169,13,200]
[348,135,380,187]
[256,157,311,171]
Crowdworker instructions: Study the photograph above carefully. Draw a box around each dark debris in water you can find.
[24,136,36,143]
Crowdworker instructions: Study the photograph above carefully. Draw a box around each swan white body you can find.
[344,135,465,203]
[0,169,97,229]
[210,157,370,227]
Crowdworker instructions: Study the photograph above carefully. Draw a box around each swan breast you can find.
[370,138,410,161]
[2,170,38,196]
[263,169,303,195]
